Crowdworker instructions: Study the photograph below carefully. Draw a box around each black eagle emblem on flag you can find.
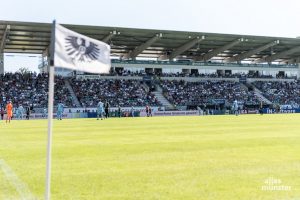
[65,36,100,62]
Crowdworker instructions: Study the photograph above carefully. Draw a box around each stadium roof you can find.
[1,20,300,64]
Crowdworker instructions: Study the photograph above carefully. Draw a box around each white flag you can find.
[54,24,111,74]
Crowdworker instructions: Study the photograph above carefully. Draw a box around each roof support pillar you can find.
[280,56,300,65]
[0,53,4,74]
[255,46,300,63]
[0,25,10,74]
[168,36,205,60]
[226,40,280,62]
[124,33,163,59]
[197,38,244,61]
[102,30,120,43]
[0,25,10,53]
[298,64,300,80]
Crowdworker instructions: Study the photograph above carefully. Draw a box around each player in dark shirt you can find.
[26,106,30,120]
[117,105,121,118]
[0,107,4,120]
[104,101,110,118]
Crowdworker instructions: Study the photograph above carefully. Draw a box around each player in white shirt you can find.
[97,100,104,120]
[233,100,239,116]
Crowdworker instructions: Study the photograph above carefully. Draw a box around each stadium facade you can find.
[2,20,300,117]
[1,20,300,77]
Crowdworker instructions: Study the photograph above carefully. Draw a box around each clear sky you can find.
[1,0,300,72]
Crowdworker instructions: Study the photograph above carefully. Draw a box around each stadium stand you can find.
[159,80,261,107]
[253,81,300,106]
[0,73,73,108]
[1,71,300,110]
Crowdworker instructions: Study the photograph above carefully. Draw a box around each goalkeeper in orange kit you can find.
[6,101,13,123]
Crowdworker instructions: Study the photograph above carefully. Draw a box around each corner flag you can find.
[54,24,111,73]
[45,21,111,200]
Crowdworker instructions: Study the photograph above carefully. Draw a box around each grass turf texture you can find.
[0,115,299,200]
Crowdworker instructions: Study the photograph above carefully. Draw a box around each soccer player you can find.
[0,107,4,121]
[97,100,104,120]
[146,105,149,117]
[43,108,47,119]
[16,105,21,120]
[259,101,264,115]
[197,106,203,116]
[117,105,121,118]
[275,104,280,114]
[149,106,152,117]
[26,106,30,120]
[131,106,134,117]
[18,105,24,120]
[15,105,23,120]
[233,100,239,116]
[104,101,110,118]
[6,101,13,123]
[57,103,64,120]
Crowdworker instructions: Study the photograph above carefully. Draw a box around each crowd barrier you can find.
[1,109,300,120]
[0,113,88,120]
[263,108,300,114]
[152,110,198,116]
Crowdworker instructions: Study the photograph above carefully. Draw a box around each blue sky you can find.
[1,0,300,72]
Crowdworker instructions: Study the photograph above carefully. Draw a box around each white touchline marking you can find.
[0,159,36,200]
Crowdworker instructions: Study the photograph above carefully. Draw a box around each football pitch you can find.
[0,115,299,200]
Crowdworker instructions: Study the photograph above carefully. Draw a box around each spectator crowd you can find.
[160,80,261,107]
[70,78,160,107]
[0,72,73,108]
[0,72,299,110]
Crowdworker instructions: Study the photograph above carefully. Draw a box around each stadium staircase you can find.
[142,83,150,92]
[252,86,272,104]
[242,82,272,104]
[64,79,81,107]
[151,85,175,110]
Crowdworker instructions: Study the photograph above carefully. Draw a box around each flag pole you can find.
[45,20,56,200]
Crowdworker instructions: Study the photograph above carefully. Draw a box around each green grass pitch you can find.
[0,115,299,200]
